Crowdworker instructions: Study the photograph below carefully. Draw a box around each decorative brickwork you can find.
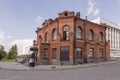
[34,11,110,65]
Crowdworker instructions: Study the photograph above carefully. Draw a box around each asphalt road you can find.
[0,63,120,80]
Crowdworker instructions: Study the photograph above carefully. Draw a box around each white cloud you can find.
[36,16,44,24]
[0,31,11,46]
[86,0,100,16]
[94,9,99,16]
[0,31,34,55]
[9,39,33,55]
[87,0,95,15]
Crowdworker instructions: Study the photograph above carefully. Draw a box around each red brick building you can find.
[33,11,110,65]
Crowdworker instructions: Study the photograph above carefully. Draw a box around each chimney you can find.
[76,12,80,18]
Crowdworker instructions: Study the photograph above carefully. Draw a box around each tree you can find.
[0,50,7,60]
[7,44,18,59]
[0,45,4,50]
[0,45,7,60]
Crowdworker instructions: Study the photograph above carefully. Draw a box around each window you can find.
[44,48,48,59]
[75,48,82,59]
[45,33,48,43]
[99,32,103,42]
[99,49,103,58]
[76,27,82,39]
[64,12,68,16]
[88,30,93,40]
[52,29,57,40]
[63,26,69,40]
[89,48,94,58]
[52,48,57,59]
[60,46,69,61]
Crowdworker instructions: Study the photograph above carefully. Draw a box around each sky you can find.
[0,0,120,55]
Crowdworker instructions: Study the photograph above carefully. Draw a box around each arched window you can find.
[99,32,103,42]
[45,33,48,43]
[63,26,69,40]
[76,26,82,39]
[88,30,93,40]
[52,29,57,40]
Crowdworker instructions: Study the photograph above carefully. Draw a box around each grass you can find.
[0,59,15,62]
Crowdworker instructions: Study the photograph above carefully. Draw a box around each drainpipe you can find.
[73,16,77,65]
[105,26,107,61]
[84,16,87,63]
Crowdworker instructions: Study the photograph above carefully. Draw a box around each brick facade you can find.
[34,11,110,65]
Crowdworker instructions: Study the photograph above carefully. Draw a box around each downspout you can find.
[84,16,87,63]
[105,26,107,61]
[73,16,76,65]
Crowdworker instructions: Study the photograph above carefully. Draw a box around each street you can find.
[0,62,120,80]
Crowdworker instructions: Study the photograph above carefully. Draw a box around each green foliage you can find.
[0,50,7,60]
[0,45,4,50]
[7,44,18,59]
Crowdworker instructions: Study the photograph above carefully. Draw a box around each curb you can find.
[31,60,120,71]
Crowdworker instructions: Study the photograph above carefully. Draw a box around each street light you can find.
[30,47,38,65]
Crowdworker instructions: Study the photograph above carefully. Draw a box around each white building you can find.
[23,44,33,55]
[92,17,120,58]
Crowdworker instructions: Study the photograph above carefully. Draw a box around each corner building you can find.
[34,11,110,65]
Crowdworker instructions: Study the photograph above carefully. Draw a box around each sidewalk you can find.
[33,60,120,70]
[0,62,31,71]
[0,60,120,71]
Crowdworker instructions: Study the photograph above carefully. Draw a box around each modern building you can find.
[92,17,120,58]
[33,11,110,65]
[23,44,33,55]
[16,44,33,62]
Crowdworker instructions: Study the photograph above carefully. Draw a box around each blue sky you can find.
[0,0,120,55]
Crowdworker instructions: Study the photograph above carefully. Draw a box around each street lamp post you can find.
[30,47,38,66]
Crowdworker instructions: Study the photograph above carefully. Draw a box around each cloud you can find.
[87,0,95,15]
[94,8,99,16]
[9,39,33,55]
[0,31,11,46]
[36,16,44,24]
[86,0,100,16]
[0,31,34,55]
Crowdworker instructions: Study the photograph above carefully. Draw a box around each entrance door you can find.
[60,46,69,61]
[43,48,49,64]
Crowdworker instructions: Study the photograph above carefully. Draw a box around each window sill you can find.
[61,39,70,41]
[76,38,83,40]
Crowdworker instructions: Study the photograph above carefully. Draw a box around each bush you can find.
[0,50,7,60]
